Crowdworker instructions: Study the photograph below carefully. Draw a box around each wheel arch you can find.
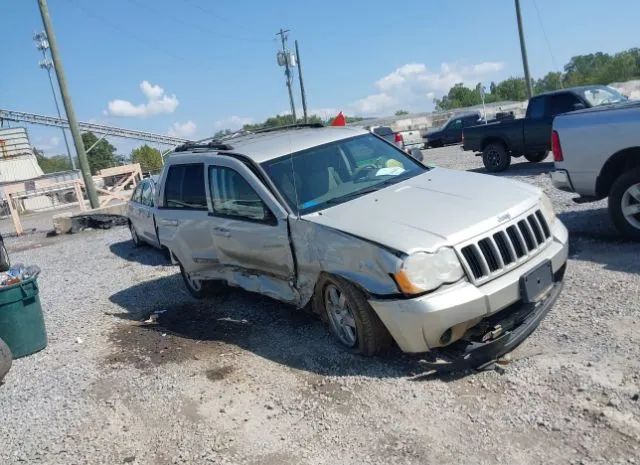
[481,136,509,152]
[596,146,640,198]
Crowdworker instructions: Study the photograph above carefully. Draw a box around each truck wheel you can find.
[524,152,548,163]
[315,275,392,356]
[180,265,227,299]
[0,337,12,383]
[608,168,640,241]
[0,238,10,272]
[482,143,511,172]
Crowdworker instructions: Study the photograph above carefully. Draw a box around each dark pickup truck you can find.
[462,85,629,172]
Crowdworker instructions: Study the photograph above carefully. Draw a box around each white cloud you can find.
[105,80,179,117]
[214,115,254,130]
[168,120,197,138]
[346,61,505,116]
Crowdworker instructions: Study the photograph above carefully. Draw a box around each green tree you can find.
[81,132,118,174]
[34,149,72,174]
[130,144,163,173]
[534,72,564,94]
[394,110,409,116]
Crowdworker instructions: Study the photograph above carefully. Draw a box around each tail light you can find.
[394,133,404,147]
[551,130,563,162]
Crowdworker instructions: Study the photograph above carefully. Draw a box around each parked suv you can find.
[156,125,568,366]
[425,112,482,148]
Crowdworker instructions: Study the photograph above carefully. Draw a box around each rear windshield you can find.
[372,127,394,137]
[262,134,427,215]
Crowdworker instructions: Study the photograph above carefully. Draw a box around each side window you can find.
[549,93,581,116]
[141,182,153,207]
[164,164,207,209]
[527,97,546,119]
[131,184,142,203]
[448,119,462,130]
[209,166,273,223]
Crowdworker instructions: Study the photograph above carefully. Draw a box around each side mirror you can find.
[572,103,586,111]
[410,148,424,162]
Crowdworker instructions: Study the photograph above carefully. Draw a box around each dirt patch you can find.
[206,365,236,381]
[105,302,252,369]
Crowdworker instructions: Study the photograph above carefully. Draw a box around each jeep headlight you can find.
[540,193,556,225]
[394,248,465,295]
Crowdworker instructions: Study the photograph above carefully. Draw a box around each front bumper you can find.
[369,220,568,353]
[550,169,574,192]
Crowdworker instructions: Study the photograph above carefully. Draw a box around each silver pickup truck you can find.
[551,102,640,240]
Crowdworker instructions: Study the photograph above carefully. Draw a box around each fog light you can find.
[440,328,453,345]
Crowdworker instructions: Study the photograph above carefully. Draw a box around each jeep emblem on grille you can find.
[497,213,512,223]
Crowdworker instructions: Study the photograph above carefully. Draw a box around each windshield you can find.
[262,134,427,215]
[580,86,628,107]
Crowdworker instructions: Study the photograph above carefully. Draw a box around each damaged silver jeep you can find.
[156,125,568,366]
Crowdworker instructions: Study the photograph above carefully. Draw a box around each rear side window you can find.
[527,97,546,119]
[164,164,207,209]
[549,93,581,116]
[448,119,462,130]
[141,182,154,207]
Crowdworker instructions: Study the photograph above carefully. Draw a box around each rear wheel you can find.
[180,265,227,299]
[609,168,640,241]
[524,151,548,163]
[482,143,511,172]
[316,275,392,356]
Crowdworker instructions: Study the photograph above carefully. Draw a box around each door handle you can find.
[160,219,179,226]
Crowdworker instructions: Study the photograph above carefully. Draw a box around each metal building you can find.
[0,127,45,182]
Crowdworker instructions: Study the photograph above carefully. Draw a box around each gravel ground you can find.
[1,146,639,465]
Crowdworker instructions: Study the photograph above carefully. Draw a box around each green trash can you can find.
[0,276,47,359]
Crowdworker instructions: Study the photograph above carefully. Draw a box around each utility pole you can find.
[515,0,534,99]
[37,0,99,208]
[276,28,297,124]
[33,31,76,170]
[295,40,308,124]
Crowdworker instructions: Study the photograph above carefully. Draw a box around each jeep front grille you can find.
[459,210,551,282]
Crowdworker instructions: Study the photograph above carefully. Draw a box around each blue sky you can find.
[3,0,640,157]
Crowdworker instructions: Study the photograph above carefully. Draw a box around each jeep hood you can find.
[301,168,541,254]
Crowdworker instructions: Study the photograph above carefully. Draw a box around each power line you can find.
[128,0,271,44]
[532,0,561,74]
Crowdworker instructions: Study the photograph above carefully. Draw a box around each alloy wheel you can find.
[324,284,357,347]
[621,182,640,230]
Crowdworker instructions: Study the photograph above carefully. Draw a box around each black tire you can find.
[314,275,392,356]
[482,143,511,172]
[0,238,10,273]
[129,222,141,247]
[179,265,227,299]
[0,337,12,384]
[524,151,548,163]
[608,168,640,241]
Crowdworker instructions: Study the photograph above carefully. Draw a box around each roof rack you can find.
[252,122,324,134]
[174,141,234,152]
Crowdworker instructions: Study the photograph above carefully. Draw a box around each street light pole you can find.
[34,32,76,170]
[515,0,534,99]
[37,0,99,208]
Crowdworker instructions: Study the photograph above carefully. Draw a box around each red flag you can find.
[330,111,346,126]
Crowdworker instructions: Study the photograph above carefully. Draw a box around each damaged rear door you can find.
[206,157,297,302]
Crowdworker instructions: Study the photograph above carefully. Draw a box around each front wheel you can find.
[316,275,392,356]
[482,143,511,172]
[608,168,640,241]
[0,239,10,272]
[524,151,548,163]
[129,222,141,247]
[180,265,227,299]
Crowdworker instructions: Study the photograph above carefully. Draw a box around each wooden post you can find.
[7,194,23,236]
[74,181,86,212]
